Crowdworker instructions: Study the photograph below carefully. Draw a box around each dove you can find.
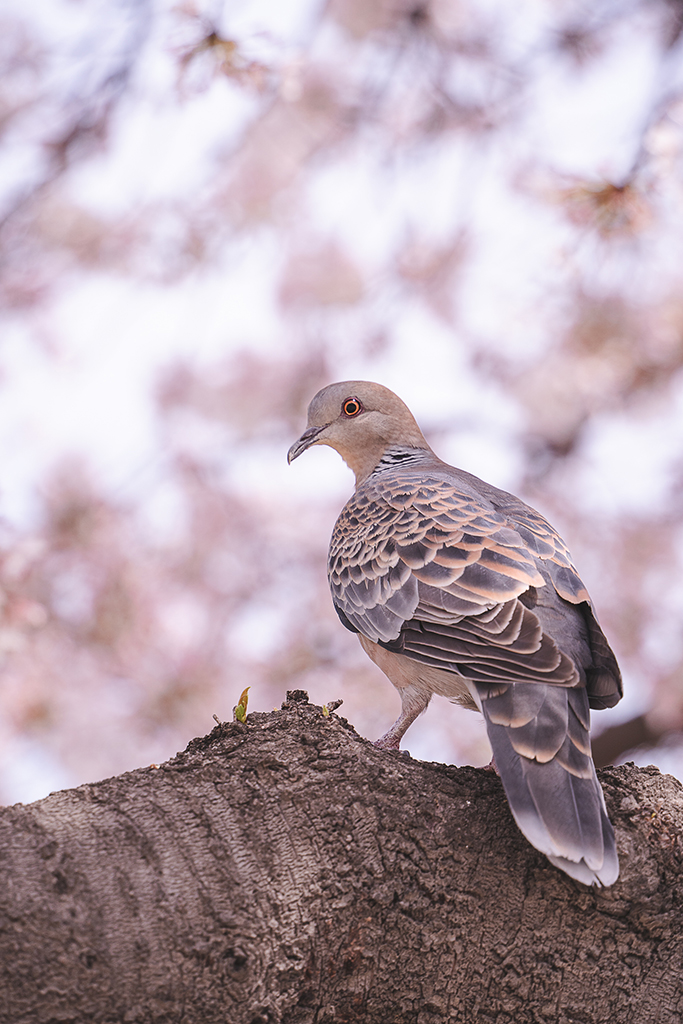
[288,381,622,885]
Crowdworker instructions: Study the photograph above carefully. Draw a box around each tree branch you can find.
[592,712,667,768]
[1,689,682,1024]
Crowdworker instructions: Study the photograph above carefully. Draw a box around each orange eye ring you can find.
[342,397,363,417]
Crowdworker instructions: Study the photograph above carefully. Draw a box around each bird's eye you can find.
[342,397,363,417]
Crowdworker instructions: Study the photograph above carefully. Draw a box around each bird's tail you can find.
[472,680,619,886]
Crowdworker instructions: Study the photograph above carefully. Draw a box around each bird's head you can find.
[287,381,431,483]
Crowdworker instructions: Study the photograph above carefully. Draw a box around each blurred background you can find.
[1,0,683,804]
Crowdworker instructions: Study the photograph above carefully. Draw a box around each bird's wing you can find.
[329,471,580,686]
[329,473,545,636]
[466,471,623,709]
[328,468,619,885]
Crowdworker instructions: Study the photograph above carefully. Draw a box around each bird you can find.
[288,380,622,886]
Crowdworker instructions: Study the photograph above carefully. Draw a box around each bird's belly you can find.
[358,634,478,710]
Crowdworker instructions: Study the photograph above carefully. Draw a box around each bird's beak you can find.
[287,425,325,464]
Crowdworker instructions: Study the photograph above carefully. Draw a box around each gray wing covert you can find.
[492,499,590,604]
[328,472,545,645]
[421,466,622,708]
[329,472,582,691]
[483,484,622,708]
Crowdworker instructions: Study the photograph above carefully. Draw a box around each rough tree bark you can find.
[1,690,682,1024]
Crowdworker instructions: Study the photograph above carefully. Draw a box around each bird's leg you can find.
[374,685,432,750]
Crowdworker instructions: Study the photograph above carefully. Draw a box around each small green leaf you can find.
[233,686,251,724]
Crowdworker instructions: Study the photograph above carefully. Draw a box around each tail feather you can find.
[477,681,619,886]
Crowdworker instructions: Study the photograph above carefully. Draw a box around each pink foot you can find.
[373,736,401,751]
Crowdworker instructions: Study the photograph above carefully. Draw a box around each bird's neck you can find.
[349,443,434,485]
